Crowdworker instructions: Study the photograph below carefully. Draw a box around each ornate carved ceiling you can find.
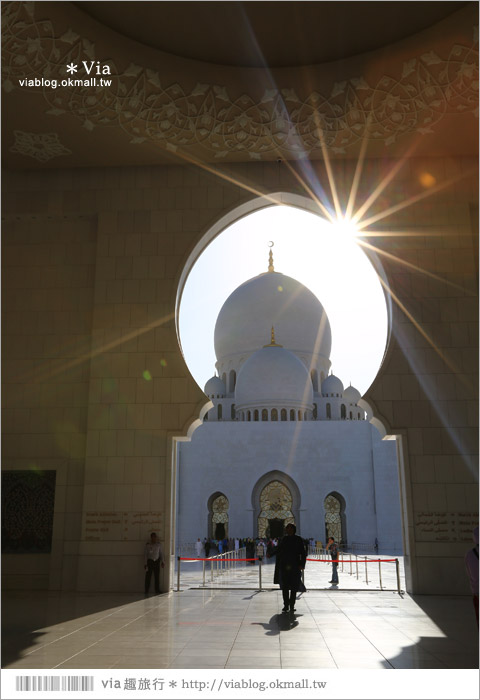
[2,1,478,168]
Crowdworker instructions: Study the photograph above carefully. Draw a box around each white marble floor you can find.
[2,586,478,671]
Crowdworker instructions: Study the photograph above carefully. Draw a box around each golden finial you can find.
[268,241,274,272]
[263,326,283,347]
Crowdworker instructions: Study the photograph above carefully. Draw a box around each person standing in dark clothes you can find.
[274,523,306,612]
[326,536,339,585]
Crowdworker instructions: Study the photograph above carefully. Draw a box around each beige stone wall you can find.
[2,156,478,594]
[2,201,96,589]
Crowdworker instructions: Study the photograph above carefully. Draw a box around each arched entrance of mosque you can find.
[208,492,229,540]
[324,492,346,545]
[175,194,408,587]
[258,480,295,538]
[250,470,301,538]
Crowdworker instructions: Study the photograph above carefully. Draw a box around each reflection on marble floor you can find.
[2,584,478,670]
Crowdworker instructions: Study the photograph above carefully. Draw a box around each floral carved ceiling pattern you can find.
[10,130,72,162]
[2,2,478,162]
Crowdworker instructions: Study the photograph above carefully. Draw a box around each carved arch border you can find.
[251,470,302,537]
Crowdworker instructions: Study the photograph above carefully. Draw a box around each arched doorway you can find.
[208,493,229,540]
[174,194,406,586]
[324,492,346,545]
[257,480,294,538]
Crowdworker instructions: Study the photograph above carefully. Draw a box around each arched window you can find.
[358,412,361,420]
[326,403,331,419]
[281,408,287,421]
[231,403,236,420]
[254,409,259,421]
[310,369,319,392]
[298,411,302,421]
[229,369,236,393]
[217,404,223,420]
[271,408,278,421]
[247,410,251,421]
[313,403,317,419]
[262,408,268,421]
[349,411,352,420]
[222,372,226,387]
[341,404,346,419]
[304,411,307,420]
[290,409,295,421]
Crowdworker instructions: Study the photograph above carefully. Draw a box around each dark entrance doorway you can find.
[268,519,284,539]
[215,523,225,540]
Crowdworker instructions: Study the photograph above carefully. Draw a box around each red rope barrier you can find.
[306,558,397,563]
[180,557,259,561]
[180,557,397,563]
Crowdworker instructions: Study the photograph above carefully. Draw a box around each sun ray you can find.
[282,158,336,223]
[312,121,343,220]
[25,313,176,385]
[356,166,477,231]
[345,112,373,221]
[351,144,418,225]
[381,278,476,472]
[376,276,470,388]
[354,229,447,238]
[356,238,471,295]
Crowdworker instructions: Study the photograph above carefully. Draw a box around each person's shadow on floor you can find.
[251,613,300,636]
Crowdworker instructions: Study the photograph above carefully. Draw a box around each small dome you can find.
[321,374,344,396]
[343,385,361,404]
[235,344,313,409]
[204,375,226,397]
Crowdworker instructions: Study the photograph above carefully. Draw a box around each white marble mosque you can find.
[176,251,404,551]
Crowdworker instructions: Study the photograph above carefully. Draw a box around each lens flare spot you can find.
[160,359,167,368]
[143,370,152,381]
[419,172,436,188]
[103,377,116,392]
[277,285,283,292]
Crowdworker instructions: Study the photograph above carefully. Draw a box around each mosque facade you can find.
[176,253,404,551]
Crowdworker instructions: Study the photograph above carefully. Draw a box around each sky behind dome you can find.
[178,206,388,397]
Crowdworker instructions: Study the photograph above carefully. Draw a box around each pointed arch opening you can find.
[208,492,229,541]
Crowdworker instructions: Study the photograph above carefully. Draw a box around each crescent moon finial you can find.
[267,241,274,272]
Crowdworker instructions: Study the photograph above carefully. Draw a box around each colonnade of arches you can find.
[241,408,308,422]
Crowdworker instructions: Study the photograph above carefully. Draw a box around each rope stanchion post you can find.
[349,554,352,576]
[395,558,401,594]
[341,552,344,573]
[378,558,383,590]
[364,556,368,585]
[258,559,262,591]
[211,557,213,582]
[356,554,359,580]
[202,558,205,587]
[177,556,181,592]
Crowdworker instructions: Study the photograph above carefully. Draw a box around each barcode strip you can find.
[15,676,94,691]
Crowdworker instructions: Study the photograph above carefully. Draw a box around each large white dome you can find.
[235,343,314,410]
[214,271,332,370]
